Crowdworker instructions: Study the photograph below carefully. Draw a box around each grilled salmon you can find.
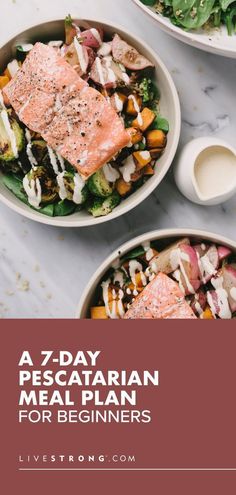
[4,42,130,178]
[124,272,197,319]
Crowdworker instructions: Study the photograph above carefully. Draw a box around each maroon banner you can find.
[1,320,236,493]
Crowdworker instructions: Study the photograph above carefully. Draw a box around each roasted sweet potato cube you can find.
[126,95,142,115]
[116,178,132,196]
[132,107,155,132]
[127,127,143,145]
[133,150,152,170]
[146,129,167,149]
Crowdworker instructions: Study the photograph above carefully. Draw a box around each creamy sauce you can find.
[142,241,154,262]
[194,146,236,199]
[25,129,37,167]
[129,260,147,290]
[74,37,87,73]
[128,95,143,126]
[198,252,217,283]
[47,146,60,175]
[113,270,124,287]
[23,176,42,209]
[103,163,119,183]
[119,155,136,182]
[95,57,105,87]
[103,56,116,84]
[139,150,151,161]
[90,28,102,45]
[57,172,68,200]
[1,109,19,158]
[97,42,112,57]
[48,40,63,47]
[73,173,85,204]
[0,90,18,159]
[230,287,236,301]
[170,248,195,294]
[7,59,19,78]
[113,93,124,113]
[207,289,231,319]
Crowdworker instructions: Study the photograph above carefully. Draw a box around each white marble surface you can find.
[0,0,235,318]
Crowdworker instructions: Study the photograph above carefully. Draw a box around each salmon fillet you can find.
[124,272,197,319]
[43,86,130,178]
[4,42,130,178]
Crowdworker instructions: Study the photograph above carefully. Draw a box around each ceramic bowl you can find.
[76,228,236,318]
[132,0,236,59]
[0,18,181,227]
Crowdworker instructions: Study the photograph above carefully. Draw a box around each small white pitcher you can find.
[174,137,236,206]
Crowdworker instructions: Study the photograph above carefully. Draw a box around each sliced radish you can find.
[80,28,103,48]
[89,57,125,89]
[112,34,154,71]
[64,40,89,76]
[207,289,231,319]
[190,290,207,316]
[150,238,190,275]
[178,244,201,295]
[218,245,232,261]
[222,264,236,312]
[198,245,219,283]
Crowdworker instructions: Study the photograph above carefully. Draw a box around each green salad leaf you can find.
[172,0,215,29]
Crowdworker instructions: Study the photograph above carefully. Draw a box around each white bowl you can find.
[76,228,236,318]
[132,0,236,59]
[0,18,181,227]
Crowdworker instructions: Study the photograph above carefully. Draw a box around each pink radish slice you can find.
[222,264,236,312]
[112,34,154,71]
[90,57,124,89]
[198,245,219,283]
[86,46,96,68]
[64,42,89,76]
[191,290,207,315]
[80,28,103,48]
[178,244,201,295]
[218,245,232,261]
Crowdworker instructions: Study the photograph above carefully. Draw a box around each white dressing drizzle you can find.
[129,260,147,293]
[0,90,18,159]
[119,155,136,183]
[142,241,154,262]
[113,93,124,113]
[103,163,119,183]
[7,59,19,78]
[56,171,67,200]
[74,37,87,73]
[23,176,41,209]
[90,28,102,45]
[207,289,231,319]
[128,94,142,125]
[95,57,105,86]
[170,248,195,294]
[47,146,59,175]
[25,129,37,168]
[1,109,19,158]
[97,42,112,57]
[73,173,85,204]
[113,270,124,287]
[230,287,236,301]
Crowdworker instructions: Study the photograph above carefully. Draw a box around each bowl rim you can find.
[76,227,236,318]
[132,0,236,58]
[0,17,181,227]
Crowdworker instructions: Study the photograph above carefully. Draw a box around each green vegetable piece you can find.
[60,171,88,204]
[0,111,24,162]
[54,199,77,216]
[24,166,59,205]
[172,0,215,29]
[151,115,169,133]
[88,191,121,217]
[87,169,113,198]
[1,174,55,216]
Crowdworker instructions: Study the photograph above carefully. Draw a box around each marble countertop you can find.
[0,0,235,318]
